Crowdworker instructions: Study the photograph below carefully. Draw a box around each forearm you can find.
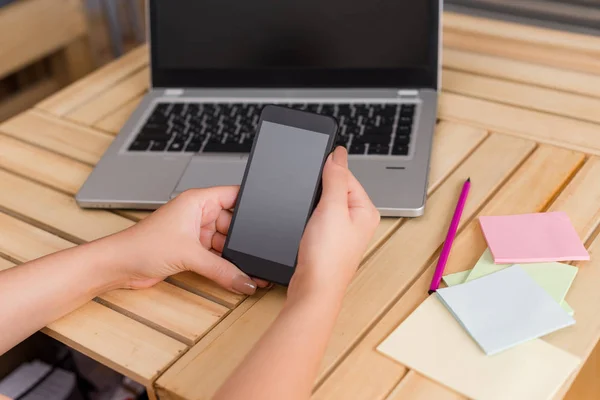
[0,237,123,354]
[214,290,344,400]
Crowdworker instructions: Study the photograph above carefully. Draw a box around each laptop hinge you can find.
[164,88,184,96]
[397,89,419,97]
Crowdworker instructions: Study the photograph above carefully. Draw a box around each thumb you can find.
[189,249,257,295]
[319,147,349,206]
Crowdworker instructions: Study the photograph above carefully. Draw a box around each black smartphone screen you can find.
[223,106,337,284]
[227,120,328,266]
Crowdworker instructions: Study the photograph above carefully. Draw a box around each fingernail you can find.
[232,274,257,295]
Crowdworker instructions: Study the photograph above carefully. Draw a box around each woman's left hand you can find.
[103,187,267,294]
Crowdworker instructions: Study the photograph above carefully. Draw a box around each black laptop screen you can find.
[150,0,439,88]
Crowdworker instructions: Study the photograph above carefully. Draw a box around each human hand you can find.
[103,187,267,294]
[288,147,380,303]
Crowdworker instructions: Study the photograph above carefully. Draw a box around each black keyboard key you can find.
[167,141,185,152]
[184,141,202,152]
[397,125,412,135]
[368,144,390,155]
[149,141,167,151]
[394,134,411,145]
[129,140,150,151]
[349,143,366,155]
[355,134,390,145]
[399,116,413,124]
[364,126,394,136]
[203,141,253,153]
[392,145,409,156]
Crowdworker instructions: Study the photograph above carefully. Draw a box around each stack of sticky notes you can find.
[377,211,590,400]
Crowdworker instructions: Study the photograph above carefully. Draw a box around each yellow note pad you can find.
[377,296,580,400]
[443,249,576,315]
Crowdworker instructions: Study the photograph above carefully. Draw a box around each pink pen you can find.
[429,178,471,294]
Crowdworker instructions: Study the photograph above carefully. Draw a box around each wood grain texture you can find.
[66,68,150,126]
[439,92,600,155]
[444,12,600,55]
[0,133,91,194]
[0,218,186,384]
[44,301,186,385]
[443,49,600,99]
[565,342,600,400]
[0,212,230,346]
[0,257,16,272]
[0,110,112,165]
[37,45,149,116]
[167,272,245,309]
[156,134,534,399]
[94,95,144,134]
[0,168,133,243]
[0,0,87,78]
[313,145,585,400]
[443,30,600,76]
[442,69,600,125]
[98,282,229,345]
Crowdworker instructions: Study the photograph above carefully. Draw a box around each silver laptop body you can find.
[77,0,442,217]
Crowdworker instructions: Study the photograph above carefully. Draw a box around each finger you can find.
[189,248,257,295]
[319,147,350,206]
[211,232,227,253]
[253,278,271,288]
[347,170,375,210]
[216,209,233,235]
[183,186,240,212]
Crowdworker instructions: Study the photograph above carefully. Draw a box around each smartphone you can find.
[222,105,338,285]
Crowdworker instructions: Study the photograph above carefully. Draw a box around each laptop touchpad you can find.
[170,156,246,198]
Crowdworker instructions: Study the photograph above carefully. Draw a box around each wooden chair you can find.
[0,0,93,121]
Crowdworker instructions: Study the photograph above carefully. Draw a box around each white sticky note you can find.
[436,265,575,355]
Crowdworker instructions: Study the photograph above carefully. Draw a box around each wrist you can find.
[80,233,136,293]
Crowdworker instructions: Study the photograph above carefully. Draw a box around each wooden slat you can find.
[0,134,91,194]
[66,68,149,126]
[443,30,600,76]
[443,12,600,56]
[115,210,152,221]
[439,92,600,155]
[565,342,600,400]
[443,49,600,99]
[94,95,143,134]
[0,0,87,78]
[313,145,585,400]
[442,69,600,125]
[0,169,133,243]
[37,45,149,116]
[167,272,245,309]
[0,257,16,272]
[385,371,465,400]
[0,110,112,165]
[0,212,229,345]
[0,225,186,385]
[156,134,535,399]
[44,301,186,385]
[0,78,60,122]
[98,282,229,345]
[0,135,238,306]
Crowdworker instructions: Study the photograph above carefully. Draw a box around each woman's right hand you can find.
[289,146,380,303]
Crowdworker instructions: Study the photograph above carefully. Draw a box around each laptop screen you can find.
[149,0,439,89]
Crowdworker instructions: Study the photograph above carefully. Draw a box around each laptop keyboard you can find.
[128,102,416,156]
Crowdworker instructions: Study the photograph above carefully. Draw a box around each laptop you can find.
[76,0,441,217]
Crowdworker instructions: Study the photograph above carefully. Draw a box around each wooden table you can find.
[1,12,600,400]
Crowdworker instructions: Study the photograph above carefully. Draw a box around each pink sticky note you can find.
[479,212,590,263]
